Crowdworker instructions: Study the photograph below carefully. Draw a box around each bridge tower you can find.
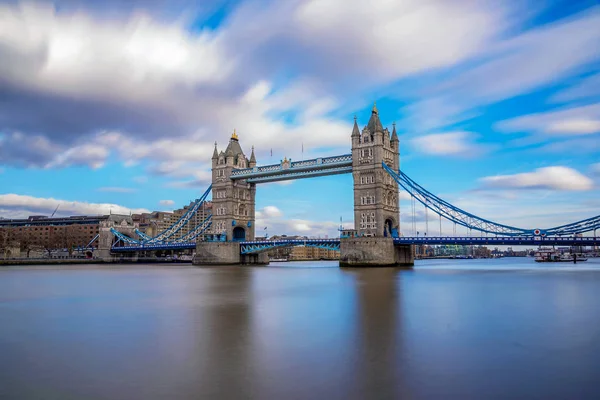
[351,103,400,237]
[340,104,413,267]
[194,131,267,265]
[210,130,256,242]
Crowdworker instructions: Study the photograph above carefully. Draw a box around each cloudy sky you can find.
[0,0,599,237]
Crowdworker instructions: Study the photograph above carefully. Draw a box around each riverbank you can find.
[0,258,193,266]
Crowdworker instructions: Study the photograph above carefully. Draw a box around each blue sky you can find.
[0,0,599,237]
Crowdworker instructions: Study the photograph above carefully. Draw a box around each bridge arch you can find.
[233,226,246,241]
[384,217,398,238]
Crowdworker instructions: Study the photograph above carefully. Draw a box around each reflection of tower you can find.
[211,130,257,241]
[175,267,255,397]
[351,103,400,237]
[345,268,411,398]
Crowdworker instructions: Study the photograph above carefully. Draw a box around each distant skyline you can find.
[1,0,599,237]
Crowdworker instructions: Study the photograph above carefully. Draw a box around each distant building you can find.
[289,246,340,261]
[0,215,108,258]
[133,201,212,241]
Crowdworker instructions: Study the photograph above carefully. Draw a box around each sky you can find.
[0,0,599,238]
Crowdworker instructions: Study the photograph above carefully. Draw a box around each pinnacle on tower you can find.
[391,122,398,142]
[250,145,256,164]
[366,101,384,133]
[231,129,239,141]
[351,115,360,137]
[212,141,219,159]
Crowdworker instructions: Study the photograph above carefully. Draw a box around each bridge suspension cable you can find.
[174,215,213,243]
[145,185,212,243]
[383,162,599,236]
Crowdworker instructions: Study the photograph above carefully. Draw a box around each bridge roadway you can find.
[111,236,599,254]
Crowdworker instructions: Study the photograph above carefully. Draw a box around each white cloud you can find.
[497,104,600,136]
[46,143,110,169]
[0,2,228,104]
[411,131,485,156]
[0,193,149,218]
[405,8,600,131]
[480,166,594,191]
[292,0,505,83]
[97,187,136,193]
[132,176,148,184]
[260,206,283,218]
[0,0,509,172]
[551,72,600,103]
[254,205,341,237]
[159,199,175,207]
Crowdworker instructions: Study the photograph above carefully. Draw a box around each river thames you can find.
[1,258,600,399]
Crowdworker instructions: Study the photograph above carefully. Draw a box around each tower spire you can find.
[367,101,383,132]
[391,121,398,142]
[212,141,219,159]
[351,115,360,137]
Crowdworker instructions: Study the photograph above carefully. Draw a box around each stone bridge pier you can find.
[97,215,138,262]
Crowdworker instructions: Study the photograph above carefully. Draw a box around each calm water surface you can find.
[1,258,600,399]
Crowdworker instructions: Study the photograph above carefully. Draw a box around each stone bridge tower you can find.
[351,103,400,237]
[211,130,257,242]
[194,130,266,265]
[340,103,413,267]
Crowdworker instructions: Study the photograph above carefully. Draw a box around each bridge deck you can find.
[230,154,352,183]
[111,236,599,253]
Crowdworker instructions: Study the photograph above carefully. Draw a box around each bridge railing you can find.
[230,154,352,179]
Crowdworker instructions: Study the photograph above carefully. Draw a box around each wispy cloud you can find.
[0,193,148,218]
[480,166,594,191]
[405,8,600,131]
[159,199,175,207]
[551,72,600,103]
[496,103,600,136]
[411,131,487,157]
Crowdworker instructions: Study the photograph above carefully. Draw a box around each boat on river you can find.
[534,248,587,263]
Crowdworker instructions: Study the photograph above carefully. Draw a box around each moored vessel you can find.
[534,248,587,262]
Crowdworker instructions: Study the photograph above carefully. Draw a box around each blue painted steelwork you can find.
[383,162,530,236]
[230,154,352,183]
[394,236,599,246]
[174,215,212,243]
[135,229,152,241]
[240,238,341,254]
[383,162,600,236]
[109,228,140,245]
[110,236,598,253]
[86,234,99,248]
[544,215,600,236]
[112,242,197,252]
[145,185,212,243]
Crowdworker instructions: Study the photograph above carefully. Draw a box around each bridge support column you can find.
[193,242,268,265]
[339,237,413,268]
[97,227,116,262]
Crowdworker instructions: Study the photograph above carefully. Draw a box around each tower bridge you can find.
[101,104,600,266]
